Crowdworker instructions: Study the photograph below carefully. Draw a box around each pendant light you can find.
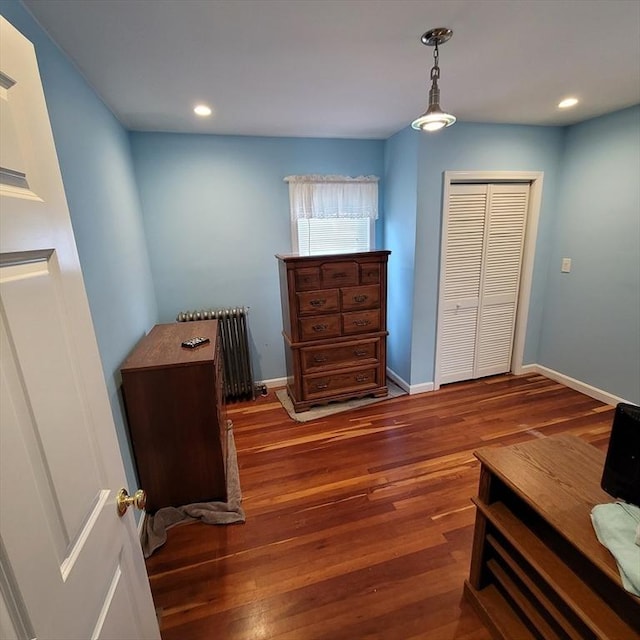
[411,28,456,132]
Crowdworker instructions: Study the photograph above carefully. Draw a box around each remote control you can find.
[181,336,210,349]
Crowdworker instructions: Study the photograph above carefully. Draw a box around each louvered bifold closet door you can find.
[439,184,487,384]
[474,184,529,377]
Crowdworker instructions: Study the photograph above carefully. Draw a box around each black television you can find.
[601,402,640,507]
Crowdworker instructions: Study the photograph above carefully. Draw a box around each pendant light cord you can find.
[430,41,441,81]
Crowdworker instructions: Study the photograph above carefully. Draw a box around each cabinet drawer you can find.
[321,261,358,287]
[294,267,321,291]
[360,263,381,284]
[297,289,339,315]
[303,366,379,399]
[298,314,341,341]
[342,309,381,335]
[300,338,380,373]
[341,285,380,311]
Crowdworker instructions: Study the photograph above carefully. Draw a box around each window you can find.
[285,175,378,255]
[296,218,372,255]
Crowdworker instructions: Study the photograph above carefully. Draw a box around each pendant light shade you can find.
[411,28,456,132]
[411,93,457,132]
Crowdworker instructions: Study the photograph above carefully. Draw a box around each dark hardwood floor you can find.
[145,373,615,639]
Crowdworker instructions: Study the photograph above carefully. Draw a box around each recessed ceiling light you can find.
[558,97,579,109]
[194,104,212,117]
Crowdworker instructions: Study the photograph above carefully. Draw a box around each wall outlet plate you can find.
[561,257,572,273]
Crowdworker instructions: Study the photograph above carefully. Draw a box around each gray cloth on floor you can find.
[141,424,245,558]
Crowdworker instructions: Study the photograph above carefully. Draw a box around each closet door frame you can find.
[433,171,544,391]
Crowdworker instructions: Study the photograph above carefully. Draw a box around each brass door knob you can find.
[116,488,146,517]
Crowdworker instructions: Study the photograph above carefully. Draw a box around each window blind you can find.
[296,218,371,255]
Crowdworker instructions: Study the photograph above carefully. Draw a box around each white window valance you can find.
[284,175,379,220]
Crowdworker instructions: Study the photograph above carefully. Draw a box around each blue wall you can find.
[2,0,158,492]
[385,112,639,407]
[383,127,419,382]
[129,132,385,381]
[409,122,566,385]
[538,106,640,403]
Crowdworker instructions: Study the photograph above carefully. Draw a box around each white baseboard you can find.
[265,364,626,406]
[387,368,434,396]
[258,376,287,390]
[261,372,435,396]
[389,362,625,406]
[267,365,621,401]
[409,381,435,395]
[386,368,409,392]
[411,381,435,394]
[518,363,538,375]
[518,364,627,407]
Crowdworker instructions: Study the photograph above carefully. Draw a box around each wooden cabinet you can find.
[277,251,390,412]
[120,320,227,513]
[465,434,640,639]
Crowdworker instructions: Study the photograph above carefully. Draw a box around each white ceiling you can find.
[23,0,640,139]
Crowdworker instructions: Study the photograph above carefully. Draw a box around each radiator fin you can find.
[176,307,254,401]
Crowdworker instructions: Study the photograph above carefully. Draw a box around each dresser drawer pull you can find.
[312,324,329,332]
[313,355,329,363]
[314,383,329,390]
[353,295,368,303]
[354,349,368,357]
[353,319,371,327]
[333,272,347,278]
[355,374,369,382]
[309,299,326,307]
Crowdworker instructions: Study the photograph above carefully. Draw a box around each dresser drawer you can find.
[321,261,358,287]
[298,314,341,341]
[342,309,381,335]
[303,366,379,399]
[297,289,339,315]
[300,338,381,373]
[294,267,321,291]
[341,285,380,311]
[360,263,381,284]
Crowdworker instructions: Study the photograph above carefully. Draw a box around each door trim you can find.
[434,171,544,390]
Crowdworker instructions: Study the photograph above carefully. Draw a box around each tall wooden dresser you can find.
[120,320,227,513]
[277,250,391,412]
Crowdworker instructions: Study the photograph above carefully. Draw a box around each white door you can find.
[0,16,160,640]
[436,182,529,385]
[474,184,529,378]
[437,184,486,384]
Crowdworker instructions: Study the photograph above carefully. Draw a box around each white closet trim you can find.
[434,171,544,390]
